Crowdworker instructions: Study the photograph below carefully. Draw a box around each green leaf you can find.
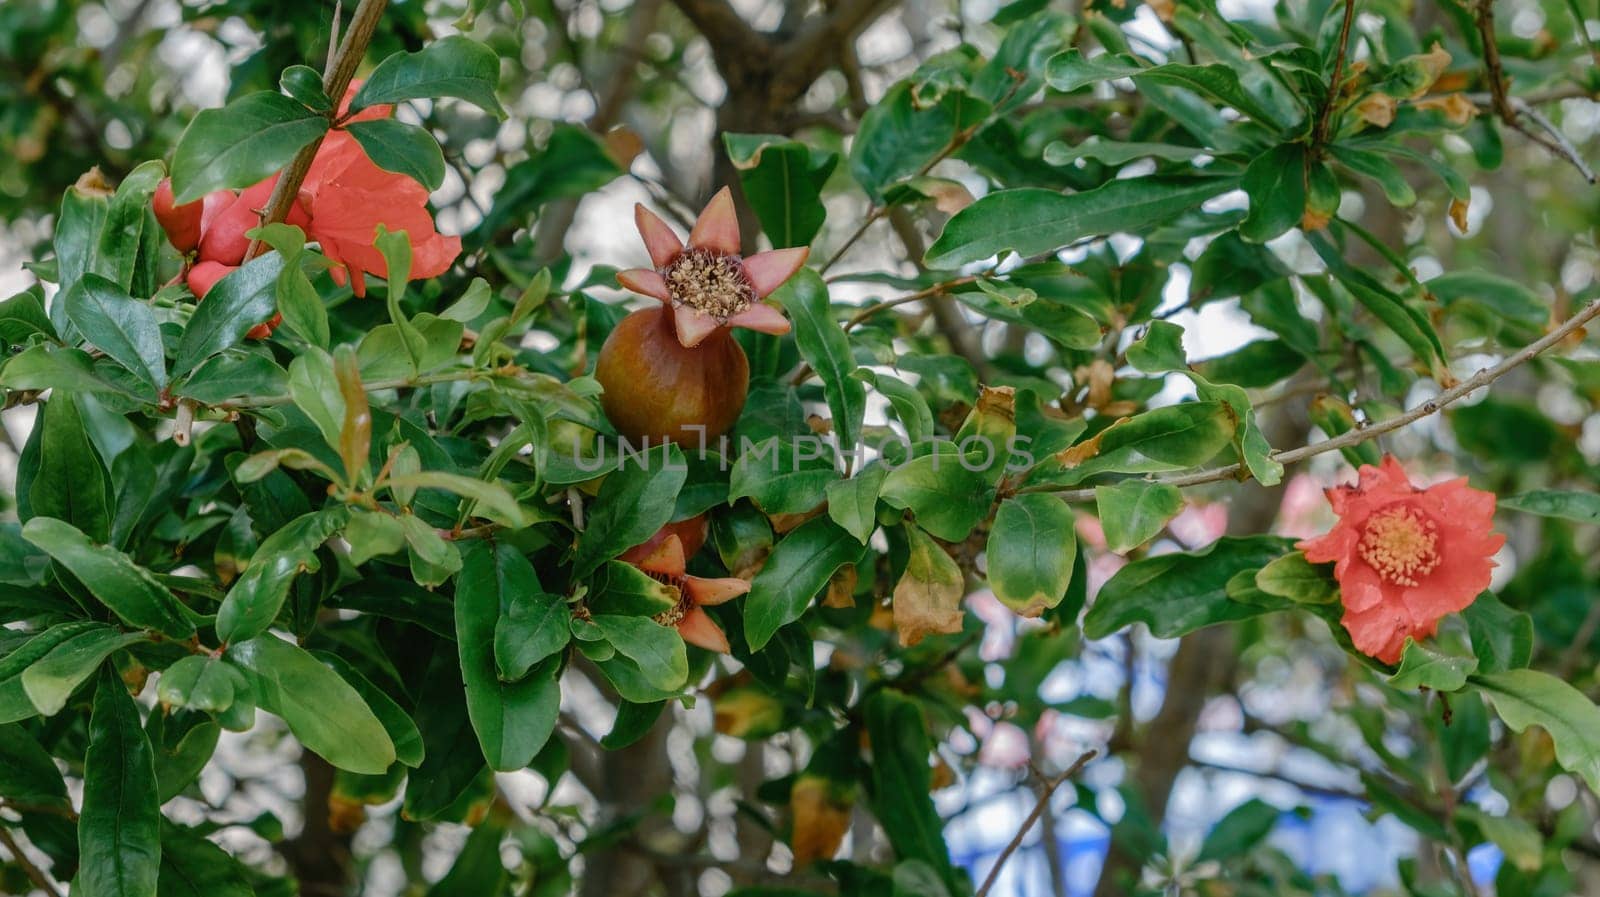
[602,700,667,750]
[1239,143,1308,243]
[1462,592,1534,673]
[986,494,1077,617]
[584,560,678,617]
[0,287,56,344]
[457,542,561,770]
[373,227,427,373]
[1457,806,1543,873]
[744,515,868,651]
[352,35,506,117]
[879,447,994,542]
[494,583,571,680]
[467,126,623,247]
[22,517,195,638]
[926,177,1236,269]
[723,133,839,248]
[1083,535,1294,639]
[80,669,161,897]
[1044,138,1209,166]
[386,471,527,529]
[1473,668,1600,793]
[169,92,329,203]
[1044,50,1296,128]
[346,119,447,191]
[826,464,889,544]
[20,627,147,717]
[95,160,166,293]
[850,81,987,201]
[728,440,836,516]
[215,508,348,643]
[1037,402,1235,487]
[1389,638,1478,692]
[64,273,165,391]
[26,394,113,543]
[0,723,69,808]
[1254,551,1338,604]
[571,448,687,579]
[226,635,396,774]
[157,823,254,897]
[778,270,865,454]
[280,64,332,111]
[310,650,424,767]
[1094,481,1184,554]
[1196,799,1280,863]
[592,614,689,701]
[1500,490,1600,524]
[157,655,251,714]
[287,348,344,450]
[173,251,284,375]
[863,691,958,890]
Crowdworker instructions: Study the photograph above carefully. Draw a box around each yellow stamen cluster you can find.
[644,568,692,626]
[664,249,754,320]
[1359,505,1440,586]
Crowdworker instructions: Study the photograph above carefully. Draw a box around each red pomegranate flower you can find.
[1297,455,1505,664]
[618,187,806,348]
[622,530,747,653]
[161,80,460,324]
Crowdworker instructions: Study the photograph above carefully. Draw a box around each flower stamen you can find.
[1359,506,1441,586]
[663,248,754,321]
[644,568,692,626]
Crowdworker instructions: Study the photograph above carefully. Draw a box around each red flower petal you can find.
[672,304,723,348]
[635,533,688,578]
[634,203,683,269]
[742,247,808,297]
[1297,454,1502,665]
[618,268,671,302]
[687,186,740,256]
[729,302,791,336]
[685,575,749,607]
[677,606,731,653]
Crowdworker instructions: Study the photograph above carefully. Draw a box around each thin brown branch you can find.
[1473,0,1598,183]
[974,750,1098,897]
[245,0,390,260]
[0,826,63,897]
[1035,295,1600,501]
[1310,0,1358,154]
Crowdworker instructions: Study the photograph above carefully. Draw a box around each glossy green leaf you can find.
[226,635,396,774]
[1463,592,1533,673]
[879,447,994,542]
[826,464,889,544]
[1500,490,1600,524]
[863,690,958,890]
[346,118,447,191]
[64,276,165,394]
[926,177,1237,269]
[571,447,687,578]
[1474,668,1600,793]
[351,35,506,117]
[458,541,561,770]
[779,270,865,455]
[173,251,284,375]
[80,669,161,897]
[723,133,838,248]
[1083,536,1294,639]
[986,494,1077,617]
[1239,143,1307,243]
[22,518,195,637]
[169,92,329,203]
[591,614,688,701]
[157,823,254,897]
[1253,551,1338,604]
[1094,481,1184,554]
[26,394,113,543]
[215,508,348,644]
[1389,638,1477,692]
[744,515,868,651]
[1037,402,1236,487]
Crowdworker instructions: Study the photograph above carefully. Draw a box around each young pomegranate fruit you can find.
[596,187,808,443]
